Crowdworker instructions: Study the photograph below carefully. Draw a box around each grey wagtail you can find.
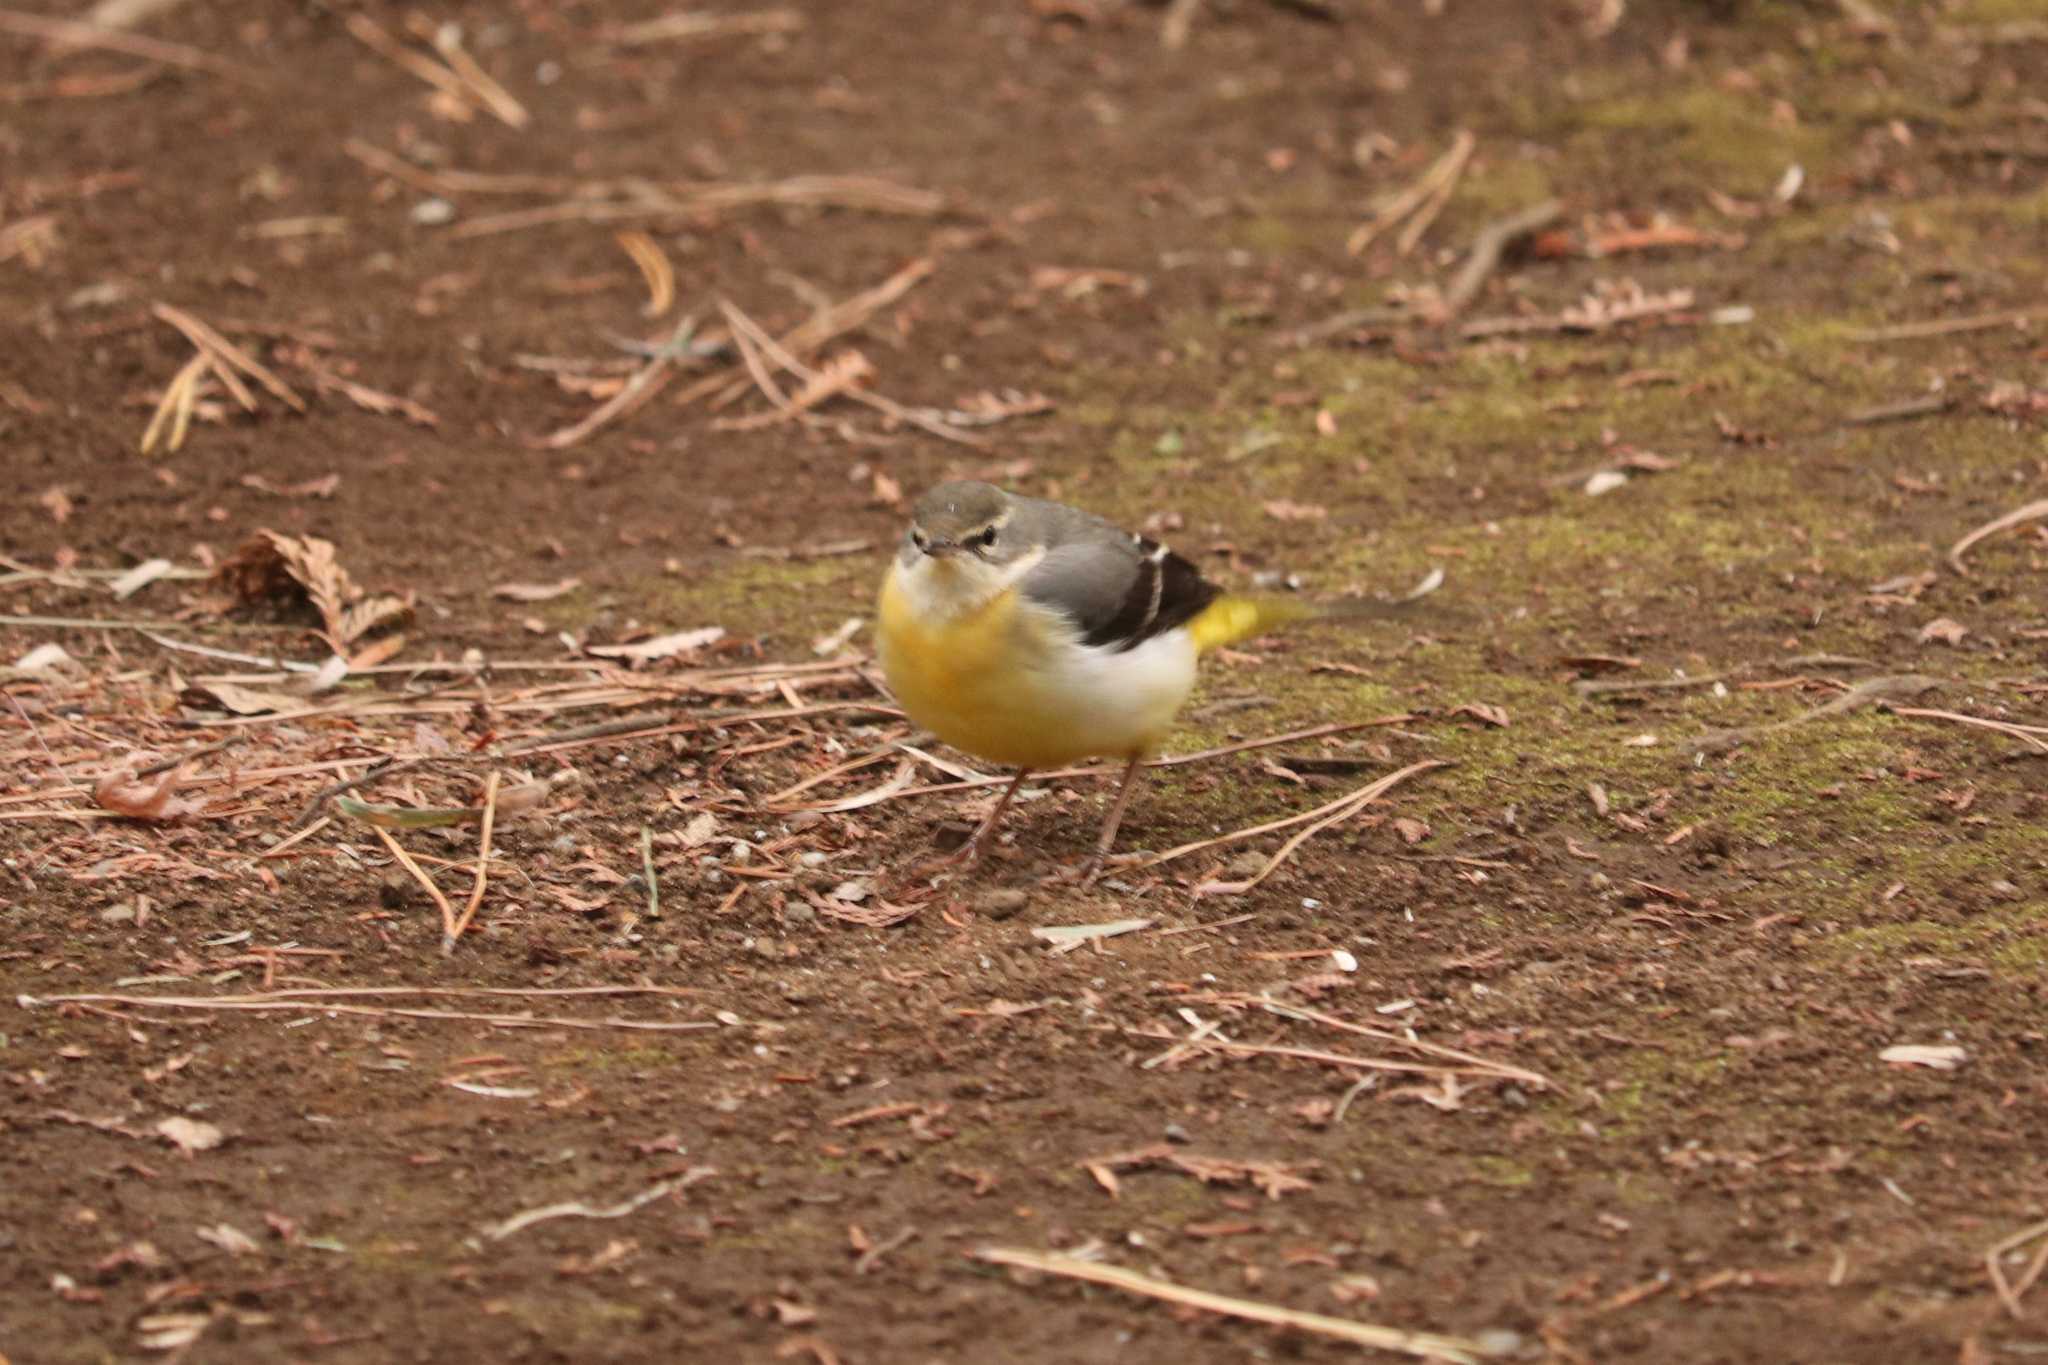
[877,479,1318,870]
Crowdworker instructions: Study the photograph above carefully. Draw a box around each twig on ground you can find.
[639,825,660,919]
[450,176,945,240]
[1845,309,2044,343]
[445,771,500,951]
[344,14,527,128]
[1690,675,1942,754]
[0,5,265,82]
[1987,1219,2048,1319]
[718,297,988,447]
[152,303,307,412]
[532,315,697,449]
[1440,199,1563,317]
[1347,130,1474,257]
[1260,999,1552,1088]
[482,1170,715,1241]
[1949,497,2048,575]
[372,825,456,935]
[972,1247,1488,1364]
[1149,760,1446,895]
[20,993,718,1033]
[605,9,802,45]
[1845,394,1955,425]
[616,230,675,317]
[138,352,217,457]
[1889,707,2048,755]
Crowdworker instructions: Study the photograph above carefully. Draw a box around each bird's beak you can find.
[920,538,961,560]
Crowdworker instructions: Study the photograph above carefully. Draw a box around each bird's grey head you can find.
[902,480,1032,568]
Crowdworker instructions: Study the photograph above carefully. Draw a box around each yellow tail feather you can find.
[1187,595,1317,653]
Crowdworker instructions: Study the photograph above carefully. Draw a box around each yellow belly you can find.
[877,569,1190,769]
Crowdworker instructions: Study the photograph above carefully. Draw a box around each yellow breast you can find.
[877,564,1189,769]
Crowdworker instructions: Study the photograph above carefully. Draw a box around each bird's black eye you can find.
[910,529,927,549]
[974,527,998,548]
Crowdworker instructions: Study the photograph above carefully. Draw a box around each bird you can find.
[875,479,1315,873]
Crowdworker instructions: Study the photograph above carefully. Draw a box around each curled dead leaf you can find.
[156,1115,225,1154]
[95,760,204,822]
[586,625,725,663]
[493,578,582,602]
[215,530,412,655]
[1263,499,1329,522]
[1917,617,1967,646]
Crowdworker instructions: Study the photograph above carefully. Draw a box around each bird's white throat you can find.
[893,546,1045,623]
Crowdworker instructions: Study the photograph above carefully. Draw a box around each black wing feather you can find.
[1077,537,1220,652]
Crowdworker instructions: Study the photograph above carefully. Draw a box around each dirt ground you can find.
[4,0,2047,1361]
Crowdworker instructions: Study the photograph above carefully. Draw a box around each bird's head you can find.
[895,480,1043,609]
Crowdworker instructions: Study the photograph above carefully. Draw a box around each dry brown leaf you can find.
[39,484,75,523]
[156,1115,224,1154]
[872,471,903,507]
[788,350,876,413]
[95,760,204,822]
[952,389,1055,422]
[217,530,410,653]
[1263,499,1329,522]
[240,472,341,499]
[1452,702,1510,727]
[1918,617,1967,646]
[586,626,726,663]
[184,681,301,715]
[493,578,582,602]
[1031,265,1147,297]
[196,1223,261,1256]
[1391,816,1431,845]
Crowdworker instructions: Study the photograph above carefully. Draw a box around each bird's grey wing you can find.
[1019,533,1220,653]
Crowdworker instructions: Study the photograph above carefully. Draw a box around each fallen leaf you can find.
[156,1115,224,1154]
[1452,702,1509,727]
[1583,470,1630,496]
[1879,1044,1966,1070]
[216,530,411,654]
[183,681,301,716]
[39,484,74,523]
[109,558,175,600]
[136,1312,209,1352]
[196,1222,260,1256]
[872,471,902,506]
[240,472,341,498]
[586,626,725,663]
[493,578,582,602]
[96,761,204,822]
[1262,499,1328,522]
[1391,816,1430,844]
[1917,617,1967,646]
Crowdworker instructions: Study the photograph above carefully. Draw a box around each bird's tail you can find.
[1187,595,1318,653]
[1188,587,1446,654]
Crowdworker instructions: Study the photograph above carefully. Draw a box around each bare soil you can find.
[4,2,2046,1362]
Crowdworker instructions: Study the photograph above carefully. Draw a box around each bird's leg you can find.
[933,767,1029,868]
[1073,754,1147,884]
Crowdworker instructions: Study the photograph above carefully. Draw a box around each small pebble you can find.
[974,888,1029,920]
[1227,851,1265,879]
[1163,1122,1193,1145]
[752,937,780,960]
[99,903,136,925]
[410,197,456,225]
[782,902,816,925]
[1474,1329,1525,1356]
[1587,871,1612,891]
